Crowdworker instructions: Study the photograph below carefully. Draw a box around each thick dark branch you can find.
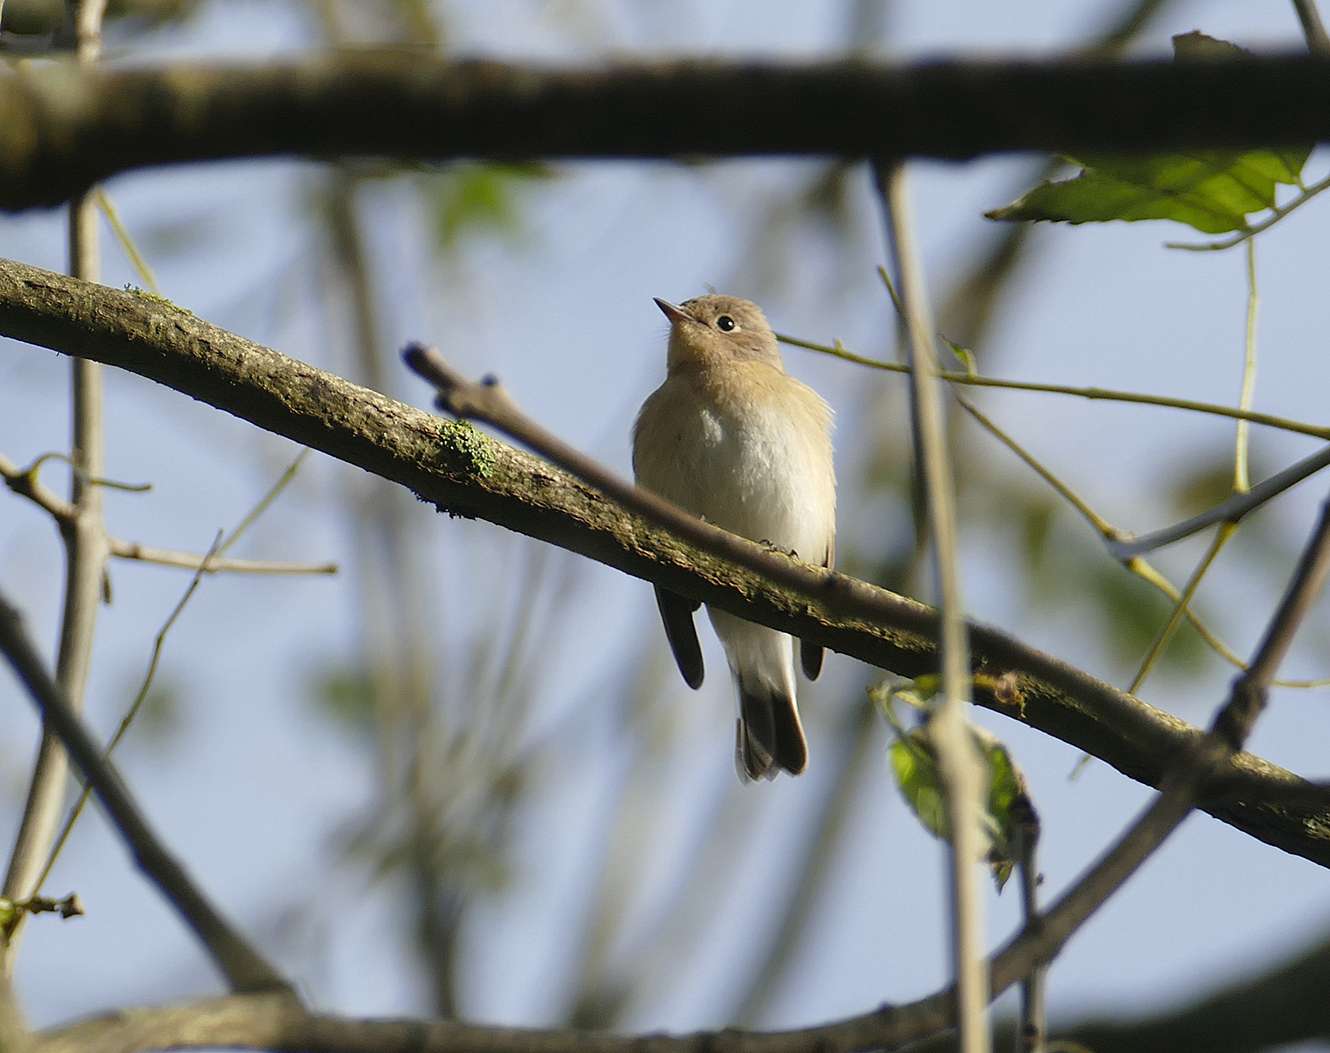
[1,257,1328,866]
[4,52,1330,210]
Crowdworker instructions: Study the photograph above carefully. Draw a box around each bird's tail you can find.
[736,678,808,781]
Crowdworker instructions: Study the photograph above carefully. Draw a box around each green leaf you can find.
[427,163,550,250]
[943,337,978,376]
[985,32,1310,233]
[889,734,950,841]
[885,716,1036,892]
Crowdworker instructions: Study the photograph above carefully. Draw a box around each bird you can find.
[632,294,836,781]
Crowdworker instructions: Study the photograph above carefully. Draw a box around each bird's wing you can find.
[654,586,704,689]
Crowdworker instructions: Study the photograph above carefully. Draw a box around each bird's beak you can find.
[654,298,693,326]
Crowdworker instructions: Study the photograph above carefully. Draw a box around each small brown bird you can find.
[632,294,836,780]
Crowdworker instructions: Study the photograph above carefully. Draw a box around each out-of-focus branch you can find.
[4,53,1330,210]
[1294,0,1330,52]
[0,592,292,993]
[108,543,335,574]
[1,0,110,976]
[1013,796,1044,1053]
[876,161,989,1053]
[1,258,1328,865]
[1056,926,1330,1052]
[1108,443,1330,558]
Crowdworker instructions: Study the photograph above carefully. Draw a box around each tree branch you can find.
[1,257,1328,867]
[875,161,989,1052]
[1,0,110,976]
[0,454,337,575]
[4,52,1330,210]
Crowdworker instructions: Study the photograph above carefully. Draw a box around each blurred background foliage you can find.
[3,0,1330,1049]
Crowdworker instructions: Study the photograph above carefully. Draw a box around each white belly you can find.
[635,383,833,568]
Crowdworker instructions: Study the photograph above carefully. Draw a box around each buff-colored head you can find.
[655,294,783,373]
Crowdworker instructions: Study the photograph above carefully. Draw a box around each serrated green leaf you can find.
[985,32,1310,233]
[986,154,1271,234]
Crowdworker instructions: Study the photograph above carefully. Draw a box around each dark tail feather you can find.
[737,684,808,781]
[800,640,824,680]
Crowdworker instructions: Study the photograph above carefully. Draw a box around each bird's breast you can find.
[634,368,834,561]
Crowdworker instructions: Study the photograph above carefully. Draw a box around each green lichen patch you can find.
[435,419,496,478]
[122,285,192,314]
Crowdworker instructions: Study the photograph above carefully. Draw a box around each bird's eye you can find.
[716,315,737,332]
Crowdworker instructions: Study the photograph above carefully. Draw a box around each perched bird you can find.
[632,294,836,781]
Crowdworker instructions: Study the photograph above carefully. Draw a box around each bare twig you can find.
[1294,0,1330,53]
[1108,443,1330,558]
[0,591,292,994]
[777,333,1330,442]
[934,378,1330,687]
[4,893,84,921]
[1164,172,1330,252]
[876,160,989,1053]
[1012,795,1044,1053]
[1,0,111,975]
[108,542,335,575]
[0,453,335,576]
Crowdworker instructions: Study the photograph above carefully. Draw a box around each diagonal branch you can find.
[874,161,989,1052]
[0,257,1328,866]
[0,592,292,994]
[4,53,1330,211]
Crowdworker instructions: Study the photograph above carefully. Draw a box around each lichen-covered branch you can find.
[2,53,1330,210]
[1,256,1328,866]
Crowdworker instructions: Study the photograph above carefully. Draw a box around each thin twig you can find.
[0,452,335,576]
[94,188,159,293]
[1013,795,1044,1053]
[1294,0,1330,50]
[1109,443,1330,558]
[1234,241,1259,494]
[1163,172,1330,252]
[777,333,1330,442]
[1,0,111,976]
[0,591,293,994]
[108,542,336,575]
[875,160,990,1053]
